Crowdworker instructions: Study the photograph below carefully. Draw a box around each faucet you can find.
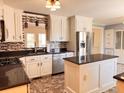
[34,47,37,53]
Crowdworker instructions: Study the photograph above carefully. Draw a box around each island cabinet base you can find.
[117,81,124,93]
[0,84,30,93]
[64,58,117,93]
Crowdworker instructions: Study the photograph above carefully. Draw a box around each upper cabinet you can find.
[104,29,114,48]
[3,5,23,42]
[0,0,3,19]
[49,15,69,41]
[14,9,23,42]
[70,15,93,32]
[3,5,15,42]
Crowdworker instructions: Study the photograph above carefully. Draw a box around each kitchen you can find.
[0,0,124,93]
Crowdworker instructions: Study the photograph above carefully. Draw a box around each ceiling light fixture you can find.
[46,0,61,11]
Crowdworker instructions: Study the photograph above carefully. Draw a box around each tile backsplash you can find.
[0,42,24,50]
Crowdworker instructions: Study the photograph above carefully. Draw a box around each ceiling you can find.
[4,0,124,26]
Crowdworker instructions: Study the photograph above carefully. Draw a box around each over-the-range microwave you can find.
[0,20,5,42]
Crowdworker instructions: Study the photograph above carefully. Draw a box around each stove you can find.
[0,57,22,67]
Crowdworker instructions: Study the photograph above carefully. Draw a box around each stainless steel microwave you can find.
[0,20,5,42]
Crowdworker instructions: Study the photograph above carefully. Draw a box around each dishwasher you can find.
[52,53,66,74]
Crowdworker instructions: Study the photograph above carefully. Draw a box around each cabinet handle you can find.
[31,59,35,61]
[6,28,8,39]
[41,63,42,66]
[45,57,48,59]
[19,35,21,39]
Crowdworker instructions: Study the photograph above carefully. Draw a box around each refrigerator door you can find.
[76,32,91,56]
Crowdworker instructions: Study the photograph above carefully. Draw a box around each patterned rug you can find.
[30,74,117,93]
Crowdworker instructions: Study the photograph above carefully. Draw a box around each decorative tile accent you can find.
[0,42,24,50]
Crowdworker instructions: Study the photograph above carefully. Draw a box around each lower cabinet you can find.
[25,54,52,79]
[26,61,41,79]
[99,60,116,92]
[41,55,52,76]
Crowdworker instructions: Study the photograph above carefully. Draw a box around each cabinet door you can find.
[80,63,99,93]
[41,55,52,76]
[3,5,15,42]
[50,15,61,41]
[14,9,23,42]
[76,16,84,31]
[104,29,114,48]
[26,61,41,79]
[75,16,92,32]
[61,17,69,41]
[100,59,117,91]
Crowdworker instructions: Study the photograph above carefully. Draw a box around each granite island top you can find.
[0,64,30,90]
[113,72,124,82]
[64,54,118,65]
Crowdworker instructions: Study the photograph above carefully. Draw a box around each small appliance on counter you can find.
[47,42,60,53]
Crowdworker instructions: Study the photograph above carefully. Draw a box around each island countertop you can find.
[64,54,118,65]
[0,64,30,90]
[113,72,124,82]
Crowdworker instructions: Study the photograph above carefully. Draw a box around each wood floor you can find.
[30,74,117,93]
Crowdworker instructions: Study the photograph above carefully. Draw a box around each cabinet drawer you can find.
[26,56,41,62]
[66,52,74,57]
[41,55,52,62]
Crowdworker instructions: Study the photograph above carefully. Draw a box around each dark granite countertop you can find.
[0,50,74,58]
[0,64,30,90]
[64,54,118,65]
[113,72,124,82]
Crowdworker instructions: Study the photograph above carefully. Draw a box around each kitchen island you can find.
[113,72,124,93]
[64,54,118,93]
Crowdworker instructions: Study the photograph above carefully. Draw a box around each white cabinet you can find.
[3,5,15,42]
[117,63,124,74]
[104,29,114,48]
[3,5,23,42]
[70,15,93,32]
[25,54,52,79]
[99,59,117,92]
[66,52,74,57]
[0,0,3,20]
[41,54,52,76]
[80,63,100,93]
[61,17,69,41]
[26,56,41,79]
[14,9,23,42]
[49,15,69,41]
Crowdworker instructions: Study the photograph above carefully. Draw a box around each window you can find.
[26,33,35,48]
[39,33,46,47]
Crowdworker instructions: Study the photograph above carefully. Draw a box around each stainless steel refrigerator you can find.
[76,32,92,56]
